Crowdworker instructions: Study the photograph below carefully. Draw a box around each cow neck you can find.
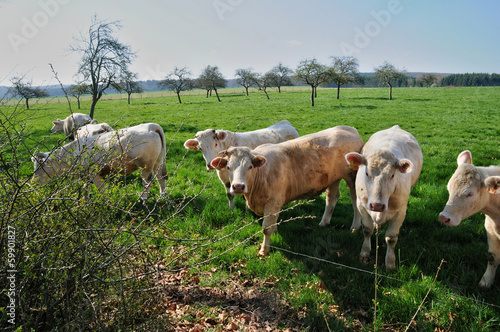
[244,166,265,206]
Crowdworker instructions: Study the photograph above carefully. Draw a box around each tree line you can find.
[439,73,500,87]
[7,16,499,113]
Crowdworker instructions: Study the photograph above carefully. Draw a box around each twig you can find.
[404,259,445,332]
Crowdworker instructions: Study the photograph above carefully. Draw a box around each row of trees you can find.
[10,16,496,114]
[8,16,408,112]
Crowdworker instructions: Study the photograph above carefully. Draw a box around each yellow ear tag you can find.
[349,160,359,171]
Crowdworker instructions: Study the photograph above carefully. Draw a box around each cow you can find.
[32,123,167,200]
[438,150,500,288]
[51,113,96,140]
[184,120,300,210]
[209,126,363,256]
[75,123,114,140]
[345,125,423,270]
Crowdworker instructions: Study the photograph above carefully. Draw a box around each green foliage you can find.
[1,86,500,330]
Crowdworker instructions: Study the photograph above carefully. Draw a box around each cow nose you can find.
[206,162,214,170]
[232,183,245,193]
[369,202,385,212]
[439,213,451,225]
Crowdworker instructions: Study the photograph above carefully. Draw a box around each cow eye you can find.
[466,192,473,198]
[390,173,395,180]
[248,165,253,170]
[227,166,231,171]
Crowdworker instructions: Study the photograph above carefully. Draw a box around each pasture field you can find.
[2,86,500,330]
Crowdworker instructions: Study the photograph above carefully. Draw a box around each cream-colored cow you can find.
[75,123,114,140]
[50,113,96,140]
[210,126,363,256]
[345,125,423,270]
[184,120,300,210]
[439,151,500,288]
[33,123,167,200]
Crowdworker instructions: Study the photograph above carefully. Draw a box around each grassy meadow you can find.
[2,86,500,330]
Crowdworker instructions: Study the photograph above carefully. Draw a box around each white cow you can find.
[345,125,423,270]
[439,150,500,288]
[210,126,363,256]
[75,123,114,140]
[51,113,96,140]
[32,123,167,200]
[184,120,300,210]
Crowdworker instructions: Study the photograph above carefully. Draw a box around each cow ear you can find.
[184,139,199,151]
[210,157,227,169]
[216,130,227,141]
[457,150,472,165]
[251,155,266,168]
[53,120,61,125]
[485,176,500,194]
[345,152,365,171]
[397,159,414,173]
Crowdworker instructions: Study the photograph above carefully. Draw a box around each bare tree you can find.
[72,15,136,118]
[294,58,330,106]
[159,67,193,104]
[197,65,226,102]
[328,56,364,99]
[268,62,293,93]
[251,72,274,100]
[68,83,90,109]
[374,62,407,100]
[10,76,48,110]
[112,70,144,104]
[418,73,437,87]
[235,68,258,96]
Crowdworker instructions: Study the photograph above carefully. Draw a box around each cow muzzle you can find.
[369,202,386,212]
[231,183,246,194]
[438,212,460,226]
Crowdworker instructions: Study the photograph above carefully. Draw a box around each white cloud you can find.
[286,40,302,47]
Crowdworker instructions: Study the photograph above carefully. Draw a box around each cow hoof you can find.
[318,221,329,228]
[479,277,494,289]
[258,249,269,257]
[359,255,370,265]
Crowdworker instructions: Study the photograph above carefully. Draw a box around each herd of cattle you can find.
[31,113,500,288]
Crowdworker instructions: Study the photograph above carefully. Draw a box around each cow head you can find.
[210,147,266,194]
[345,149,414,223]
[439,150,491,226]
[184,129,230,170]
[31,152,56,184]
[50,119,64,133]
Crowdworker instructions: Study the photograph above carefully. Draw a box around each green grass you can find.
[3,86,500,330]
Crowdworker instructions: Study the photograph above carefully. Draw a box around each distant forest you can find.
[439,73,500,87]
[344,73,500,88]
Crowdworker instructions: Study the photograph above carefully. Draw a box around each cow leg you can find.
[140,168,154,200]
[359,206,374,263]
[384,210,405,270]
[318,180,341,227]
[479,216,500,288]
[344,176,361,232]
[259,209,280,256]
[156,161,168,197]
[217,169,234,210]
[92,175,106,189]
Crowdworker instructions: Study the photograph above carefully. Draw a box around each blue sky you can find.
[1,0,499,85]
